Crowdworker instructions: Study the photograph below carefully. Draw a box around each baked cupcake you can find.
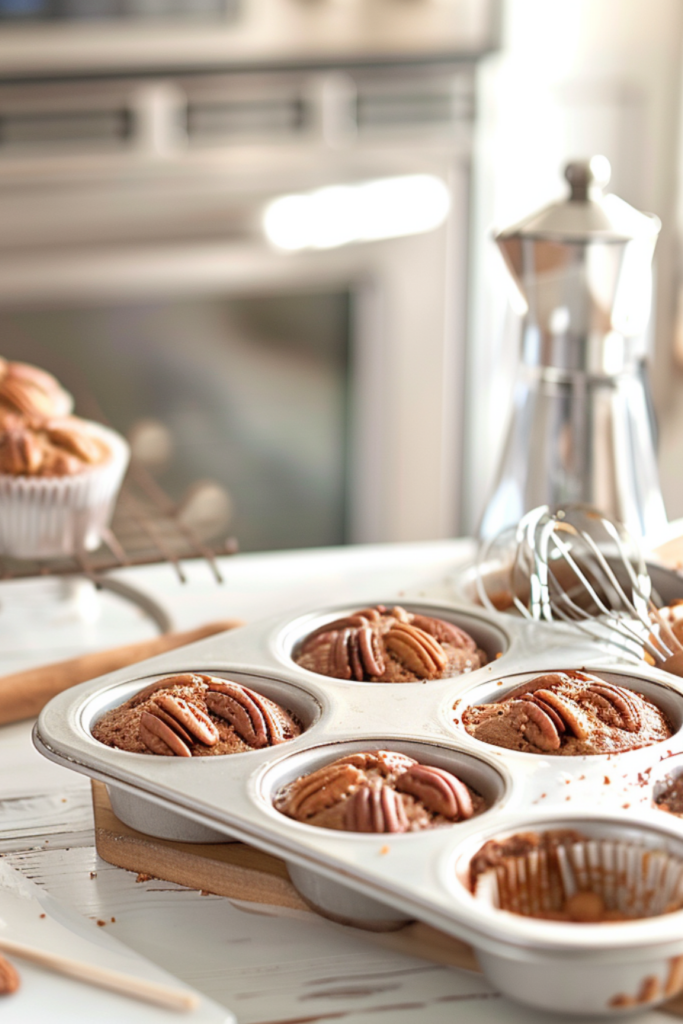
[460,670,672,755]
[92,673,301,756]
[295,605,487,682]
[0,415,129,558]
[275,750,486,832]
[0,357,72,423]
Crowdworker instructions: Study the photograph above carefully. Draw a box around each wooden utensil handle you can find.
[0,620,243,726]
[0,937,199,1011]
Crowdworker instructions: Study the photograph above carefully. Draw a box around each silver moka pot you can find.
[479,156,667,541]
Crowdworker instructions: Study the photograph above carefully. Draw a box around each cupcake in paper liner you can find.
[0,416,129,558]
[0,357,73,422]
[470,829,683,923]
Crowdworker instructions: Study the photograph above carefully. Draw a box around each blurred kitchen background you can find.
[1,0,683,554]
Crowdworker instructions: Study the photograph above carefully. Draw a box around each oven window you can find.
[0,290,350,552]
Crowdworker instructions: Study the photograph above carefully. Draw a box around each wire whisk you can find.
[477,505,683,677]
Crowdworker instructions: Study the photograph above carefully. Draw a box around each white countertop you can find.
[0,540,672,1023]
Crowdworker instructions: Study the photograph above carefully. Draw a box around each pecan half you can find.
[331,629,353,679]
[300,612,379,649]
[205,680,291,747]
[0,955,20,995]
[282,762,365,819]
[396,764,473,819]
[154,694,219,747]
[45,422,105,465]
[132,673,207,705]
[517,698,561,751]
[139,710,192,756]
[0,429,43,475]
[411,615,477,651]
[385,622,447,677]
[344,784,409,833]
[586,682,641,732]
[390,605,412,623]
[532,688,593,740]
[359,626,385,676]
[0,376,52,417]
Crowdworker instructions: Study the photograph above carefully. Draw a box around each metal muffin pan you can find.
[33,598,683,1016]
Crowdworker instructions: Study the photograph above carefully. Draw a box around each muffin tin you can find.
[33,598,683,1016]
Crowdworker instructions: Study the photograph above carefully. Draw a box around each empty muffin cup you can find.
[471,830,683,922]
[456,820,683,1016]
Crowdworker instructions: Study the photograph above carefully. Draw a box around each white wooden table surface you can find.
[0,541,671,1024]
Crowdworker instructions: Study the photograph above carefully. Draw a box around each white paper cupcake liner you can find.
[0,422,129,559]
[473,835,683,921]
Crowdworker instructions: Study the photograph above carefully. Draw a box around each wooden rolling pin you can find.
[0,620,243,726]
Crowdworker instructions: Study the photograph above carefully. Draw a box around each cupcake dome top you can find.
[0,417,110,477]
[0,358,72,421]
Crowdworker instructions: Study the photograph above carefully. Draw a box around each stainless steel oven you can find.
[0,3,497,552]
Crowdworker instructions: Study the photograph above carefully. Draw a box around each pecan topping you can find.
[385,622,447,677]
[411,615,477,651]
[396,764,473,819]
[357,626,385,676]
[45,422,105,465]
[462,669,672,756]
[295,604,486,682]
[331,629,353,679]
[586,682,641,732]
[517,698,561,751]
[0,428,43,475]
[139,710,192,757]
[530,688,592,739]
[301,611,380,647]
[390,605,412,623]
[154,694,219,746]
[326,627,387,680]
[283,762,365,819]
[0,376,53,417]
[205,680,291,747]
[0,955,20,996]
[0,415,108,478]
[344,784,409,833]
[94,672,301,757]
[146,704,194,745]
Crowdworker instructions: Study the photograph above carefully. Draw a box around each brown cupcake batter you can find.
[0,416,110,477]
[275,749,487,833]
[461,670,672,756]
[295,605,487,682]
[92,673,301,757]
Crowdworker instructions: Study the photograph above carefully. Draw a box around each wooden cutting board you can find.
[91,782,479,971]
[91,782,683,1016]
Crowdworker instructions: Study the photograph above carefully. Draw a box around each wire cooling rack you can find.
[0,458,238,585]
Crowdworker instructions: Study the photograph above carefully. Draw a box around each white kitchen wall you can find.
[463,0,683,533]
